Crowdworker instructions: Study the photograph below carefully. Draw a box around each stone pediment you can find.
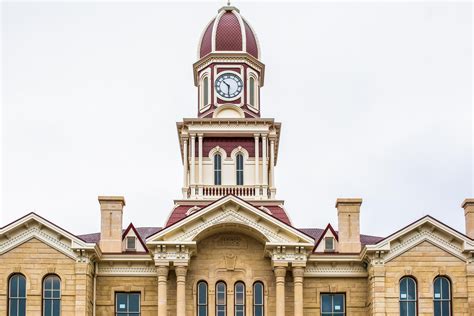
[0,212,98,260]
[364,215,474,263]
[147,195,314,246]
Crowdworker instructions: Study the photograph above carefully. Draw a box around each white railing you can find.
[185,185,272,199]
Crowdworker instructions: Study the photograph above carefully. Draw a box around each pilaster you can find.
[157,265,169,316]
[293,266,305,316]
[176,265,188,316]
[368,262,386,316]
[274,265,287,316]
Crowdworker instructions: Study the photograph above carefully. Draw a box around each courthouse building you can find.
[1,5,474,316]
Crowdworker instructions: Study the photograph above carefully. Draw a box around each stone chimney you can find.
[99,196,125,253]
[336,198,362,253]
[462,199,474,239]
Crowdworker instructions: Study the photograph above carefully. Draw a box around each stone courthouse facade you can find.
[1,5,474,316]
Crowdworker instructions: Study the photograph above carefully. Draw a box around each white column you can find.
[274,266,286,316]
[182,137,188,198]
[270,138,276,198]
[157,265,169,316]
[262,134,268,188]
[254,134,260,197]
[198,134,203,196]
[190,134,196,197]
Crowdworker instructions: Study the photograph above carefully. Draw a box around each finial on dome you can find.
[218,0,240,13]
[227,0,231,5]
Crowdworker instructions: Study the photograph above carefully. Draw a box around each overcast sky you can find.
[2,1,472,238]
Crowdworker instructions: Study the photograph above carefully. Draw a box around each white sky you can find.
[1,1,472,238]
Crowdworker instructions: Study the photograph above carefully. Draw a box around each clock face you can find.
[215,73,243,99]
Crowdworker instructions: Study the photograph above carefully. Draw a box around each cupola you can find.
[198,6,260,59]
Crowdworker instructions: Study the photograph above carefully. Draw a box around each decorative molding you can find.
[98,265,157,276]
[0,226,78,260]
[304,262,367,277]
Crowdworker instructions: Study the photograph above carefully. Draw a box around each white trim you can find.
[233,10,246,52]
[241,15,261,59]
[208,146,228,160]
[246,68,259,111]
[199,68,212,112]
[197,17,216,59]
[211,10,225,53]
[230,146,249,161]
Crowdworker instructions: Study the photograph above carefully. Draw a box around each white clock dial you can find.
[215,73,243,99]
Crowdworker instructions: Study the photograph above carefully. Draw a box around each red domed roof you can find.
[198,6,260,59]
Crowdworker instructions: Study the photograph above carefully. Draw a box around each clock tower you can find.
[169,4,287,227]
[194,5,264,118]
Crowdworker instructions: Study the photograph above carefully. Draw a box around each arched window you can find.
[249,77,255,107]
[236,153,244,185]
[400,277,417,316]
[434,277,451,316]
[197,281,208,316]
[203,77,209,107]
[215,281,226,316]
[43,275,61,316]
[214,153,222,185]
[253,282,264,316]
[8,274,26,316]
[234,282,245,316]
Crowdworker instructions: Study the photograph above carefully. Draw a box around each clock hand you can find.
[224,81,231,94]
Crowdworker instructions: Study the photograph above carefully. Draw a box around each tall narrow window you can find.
[197,281,208,316]
[434,277,451,316]
[214,153,222,185]
[321,293,345,315]
[400,277,417,316]
[236,153,244,185]
[43,275,61,316]
[203,77,209,107]
[249,77,255,107]
[116,292,140,315]
[234,282,245,316]
[8,274,26,316]
[216,281,226,316]
[253,282,264,316]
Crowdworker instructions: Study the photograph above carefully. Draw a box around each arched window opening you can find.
[203,76,209,107]
[253,282,264,316]
[249,77,255,107]
[400,277,417,316]
[434,277,451,316]
[197,281,208,316]
[234,282,245,316]
[43,275,61,316]
[236,153,244,185]
[216,281,226,316]
[214,153,222,185]
[8,274,26,316]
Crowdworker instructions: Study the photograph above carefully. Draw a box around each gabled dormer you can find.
[313,223,339,253]
[122,223,148,253]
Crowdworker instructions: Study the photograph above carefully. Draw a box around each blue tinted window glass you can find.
[321,294,332,312]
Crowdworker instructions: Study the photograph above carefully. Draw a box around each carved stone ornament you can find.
[225,253,237,271]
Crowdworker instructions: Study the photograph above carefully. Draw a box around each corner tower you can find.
[170,5,286,227]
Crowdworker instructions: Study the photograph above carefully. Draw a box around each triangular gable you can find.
[364,215,474,262]
[122,223,148,253]
[313,223,338,252]
[147,195,314,246]
[0,212,98,259]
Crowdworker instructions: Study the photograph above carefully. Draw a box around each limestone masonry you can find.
[1,5,473,316]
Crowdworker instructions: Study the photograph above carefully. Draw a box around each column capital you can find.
[292,266,305,278]
[274,266,287,278]
[254,133,260,139]
[156,265,169,277]
[190,133,196,138]
[261,133,268,139]
[175,265,188,277]
[197,133,204,138]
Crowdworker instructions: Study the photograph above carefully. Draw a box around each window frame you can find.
[234,282,245,316]
[324,237,335,251]
[126,236,136,251]
[433,276,451,316]
[399,276,418,316]
[236,153,244,185]
[320,293,346,316]
[8,273,27,316]
[214,153,222,185]
[215,280,228,316]
[42,274,61,316]
[197,281,208,316]
[253,282,264,316]
[115,292,141,316]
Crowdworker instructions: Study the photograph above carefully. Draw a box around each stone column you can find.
[176,266,188,316]
[293,267,305,316]
[254,134,260,197]
[467,262,474,312]
[274,266,286,316]
[198,134,203,196]
[269,138,276,198]
[157,265,169,316]
[368,263,386,315]
[74,261,91,316]
[182,137,188,198]
[262,134,268,188]
[190,135,196,197]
